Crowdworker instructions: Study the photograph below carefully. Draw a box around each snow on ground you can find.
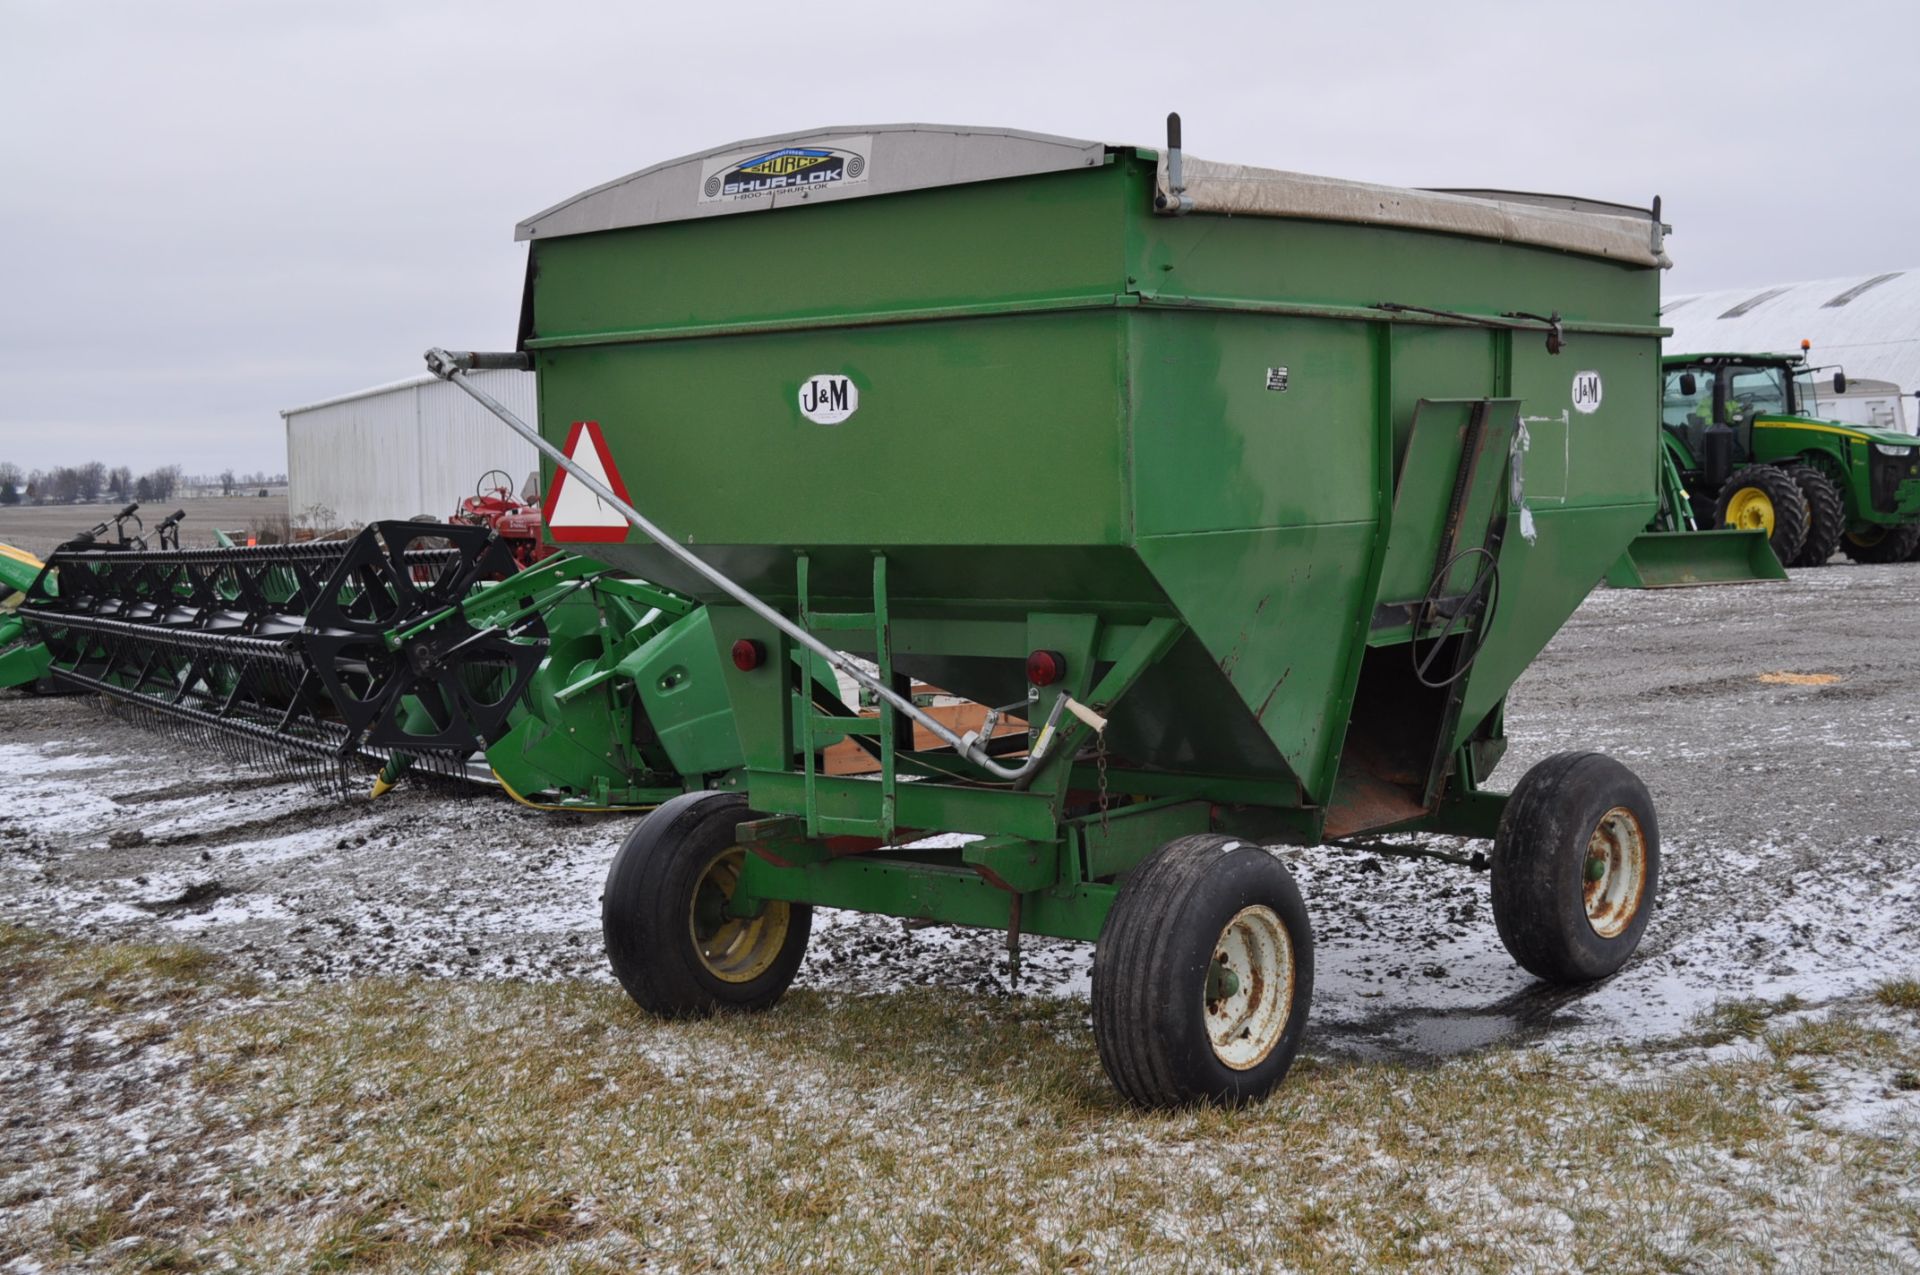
[4,564,1920,1143]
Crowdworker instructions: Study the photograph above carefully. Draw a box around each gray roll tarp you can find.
[1156,154,1670,270]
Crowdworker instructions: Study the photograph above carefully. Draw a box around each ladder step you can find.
[810,715,883,740]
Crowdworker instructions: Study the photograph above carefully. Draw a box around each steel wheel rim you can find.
[688,846,789,983]
[1583,806,1648,940]
[1725,488,1775,535]
[1203,904,1295,1070]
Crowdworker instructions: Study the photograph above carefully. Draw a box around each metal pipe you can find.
[423,348,1070,782]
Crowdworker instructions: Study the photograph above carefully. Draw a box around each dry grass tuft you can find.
[1874,977,1920,1013]
[1685,993,1804,1046]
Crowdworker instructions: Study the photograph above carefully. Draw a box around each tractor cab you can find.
[1661,353,1841,479]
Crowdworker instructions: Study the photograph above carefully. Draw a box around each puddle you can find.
[1317,980,1603,1064]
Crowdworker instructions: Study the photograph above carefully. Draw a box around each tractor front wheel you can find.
[1491,752,1659,984]
[1713,465,1809,567]
[1839,521,1920,565]
[602,791,811,1017]
[1092,835,1314,1108]
[1783,465,1844,567]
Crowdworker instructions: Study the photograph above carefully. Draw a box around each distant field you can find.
[0,495,289,558]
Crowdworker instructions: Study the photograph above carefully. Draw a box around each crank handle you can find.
[1062,697,1108,735]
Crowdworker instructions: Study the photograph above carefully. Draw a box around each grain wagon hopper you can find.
[430,118,1673,1106]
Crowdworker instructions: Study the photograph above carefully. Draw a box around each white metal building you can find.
[282,370,539,529]
[1662,270,1920,433]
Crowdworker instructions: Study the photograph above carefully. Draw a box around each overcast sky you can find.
[2,0,1913,476]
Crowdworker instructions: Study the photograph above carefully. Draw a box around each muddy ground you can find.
[2,563,1918,1079]
[0,496,289,560]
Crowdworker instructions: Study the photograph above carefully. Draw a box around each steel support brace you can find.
[737,853,1119,943]
[746,769,1064,843]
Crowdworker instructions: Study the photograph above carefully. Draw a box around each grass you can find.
[1684,992,1804,1047]
[3,926,1919,1273]
[1875,977,1920,1013]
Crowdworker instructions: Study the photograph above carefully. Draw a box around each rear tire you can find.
[1092,835,1313,1108]
[1839,521,1920,565]
[1491,752,1659,984]
[1713,465,1809,567]
[603,791,811,1017]
[1782,464,1844,567]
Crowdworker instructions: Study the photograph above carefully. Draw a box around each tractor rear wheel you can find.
[1713,465,1809,567]
[1783,465,1844,567]
[603,791,811,1018]
[1092,835,1313,1108]
[1491,752,1659,984]
[1839,521,1920,565]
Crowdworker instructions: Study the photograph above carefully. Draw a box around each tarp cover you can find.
[1157,154,1669,269]
[516,122,1668,270]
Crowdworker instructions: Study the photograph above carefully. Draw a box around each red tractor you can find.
[452,470,553,569]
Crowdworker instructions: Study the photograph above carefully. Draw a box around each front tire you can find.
[1092,835,1314,1108]
[603,791,811,1017]
[1491,752,1659,984]
[1713,465,1809,567]
[1839,521,1920,565]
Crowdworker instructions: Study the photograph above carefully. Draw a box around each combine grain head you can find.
[19,522,535,791]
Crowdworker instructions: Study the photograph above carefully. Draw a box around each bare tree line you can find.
[0,462,286,506]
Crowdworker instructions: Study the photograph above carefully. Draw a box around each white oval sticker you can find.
[1572,369,1603,414]
[799,374,858,425]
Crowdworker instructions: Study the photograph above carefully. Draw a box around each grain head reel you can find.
[19,522,545,790]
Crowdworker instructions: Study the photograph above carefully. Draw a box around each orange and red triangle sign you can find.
[542,421,631,543]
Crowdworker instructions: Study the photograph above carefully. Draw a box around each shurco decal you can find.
[700,136,872,204]
[799,374,859,425]
[1571,370,1603,415]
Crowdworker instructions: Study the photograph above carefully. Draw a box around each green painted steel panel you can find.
[527,163,1128,344]
[533,311,1131,561]
[525,147,1664,827]
[622,609,740,777]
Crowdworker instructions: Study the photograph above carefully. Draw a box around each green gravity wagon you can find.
[430,120,1672,1107]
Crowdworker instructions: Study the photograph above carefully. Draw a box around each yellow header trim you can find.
[491,767,656,815]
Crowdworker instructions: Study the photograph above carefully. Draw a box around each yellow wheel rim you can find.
[1845,527,1884,548]
[688,846,790,983]
[1724,487,1775,535]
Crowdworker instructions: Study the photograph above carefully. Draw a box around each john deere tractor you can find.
[1659,351,1920,566]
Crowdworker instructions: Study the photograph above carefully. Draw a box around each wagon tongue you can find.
[15,522,540,790]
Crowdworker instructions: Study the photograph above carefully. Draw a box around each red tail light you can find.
[731,639,765,671]
[1026,649,1066,687]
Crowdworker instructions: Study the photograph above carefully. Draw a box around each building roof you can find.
[1662,270,1920,392]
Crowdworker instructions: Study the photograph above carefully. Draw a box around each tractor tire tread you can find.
[1840,520,1920,565]
[1713,465,1810,567]
[1781,464,1845,567]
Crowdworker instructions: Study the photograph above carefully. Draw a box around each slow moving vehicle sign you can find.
[543,421,631,542]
